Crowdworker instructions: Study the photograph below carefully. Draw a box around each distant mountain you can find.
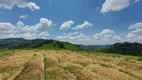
[0,38,77,50]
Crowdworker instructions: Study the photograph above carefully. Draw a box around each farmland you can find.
[0,50,142,80]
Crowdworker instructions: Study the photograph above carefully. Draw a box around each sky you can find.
[0,0,142,45]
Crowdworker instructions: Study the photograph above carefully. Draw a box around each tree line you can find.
[98,42,142,56]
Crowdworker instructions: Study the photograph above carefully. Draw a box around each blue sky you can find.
[0,0,142,45]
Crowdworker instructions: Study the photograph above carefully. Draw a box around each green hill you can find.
[38,40,77,50]
[0,38,78,50]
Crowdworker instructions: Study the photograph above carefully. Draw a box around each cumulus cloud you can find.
[27,2,40,11]
[126,23,142,40]
[100,29,114,35]
[72,21,93,30]
[68,31,79,36]
[57,29,123,45]
[57,32,86,40]
[101,0,139,13]
[0,0,40,11]
[0,18,52,39]
[92,29,114,40]
[19,14,27,19]
[35,18,53,32]
[17,21,24,27]
[57,26,142,45]
[38,32,49,39]
[129,23,142,30]
[0,22,17,34]
[5,32,49,40]
[60,20,74,30]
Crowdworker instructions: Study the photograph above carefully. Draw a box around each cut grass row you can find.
[43,55,47,80]
[13,53,43,80]
[0,50,142,80]
[13,55,32,80]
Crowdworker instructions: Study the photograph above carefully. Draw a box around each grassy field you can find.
[0,50,142,80]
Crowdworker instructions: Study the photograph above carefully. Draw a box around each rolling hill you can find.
[0,38,78,50]
[0,38,142,56]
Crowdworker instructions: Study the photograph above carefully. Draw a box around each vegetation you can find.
[0,38,78,50]
[0,50,142,80]
[0,38,142,57]
[112,42,142,56]
[0,49,14,59]
[96,42,142,56]
[43,56,47,80]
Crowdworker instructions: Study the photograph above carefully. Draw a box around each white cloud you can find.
[101,0,131,13]
[126,22,142,39]
[57,26,142,45]
[20,32,37,39]
[0,18,52,39]
[57,32,86,40]
[72,21,93,30]
[0,22,17,34]
[68,31,79,36]
[113,35,122,41]
[92,29,114,40]
[88,29,124,45]
[19,14,27,19]
[60,20,74,30]
[27,2,40,11]
[57,29,123,45]
[100,29,114,35]
[0,0,40,11]
[38,32,49,39]
[35,18,53,32]
[0,32,50,40]
[126,33,136,38]
[17,21,24,27]
[129,23,142,30]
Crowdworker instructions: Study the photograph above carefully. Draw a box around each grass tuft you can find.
[99,63,113,68]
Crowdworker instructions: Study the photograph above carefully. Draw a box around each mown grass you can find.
[119,69,138,79]
[43,55,59,80]
[0,50,142,80]
[63,65,82,73]
[14,62,29,80]
[43,56,47,80]
[14,63,42,80]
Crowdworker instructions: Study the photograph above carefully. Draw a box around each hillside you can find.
[38,40,77,50]
[0,38,77,50]
[0,50,142,80]
[1,38,142,56]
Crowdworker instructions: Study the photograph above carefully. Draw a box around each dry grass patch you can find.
[14,63,42,80]
[0,50,142,80]
[45,66,76,80]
